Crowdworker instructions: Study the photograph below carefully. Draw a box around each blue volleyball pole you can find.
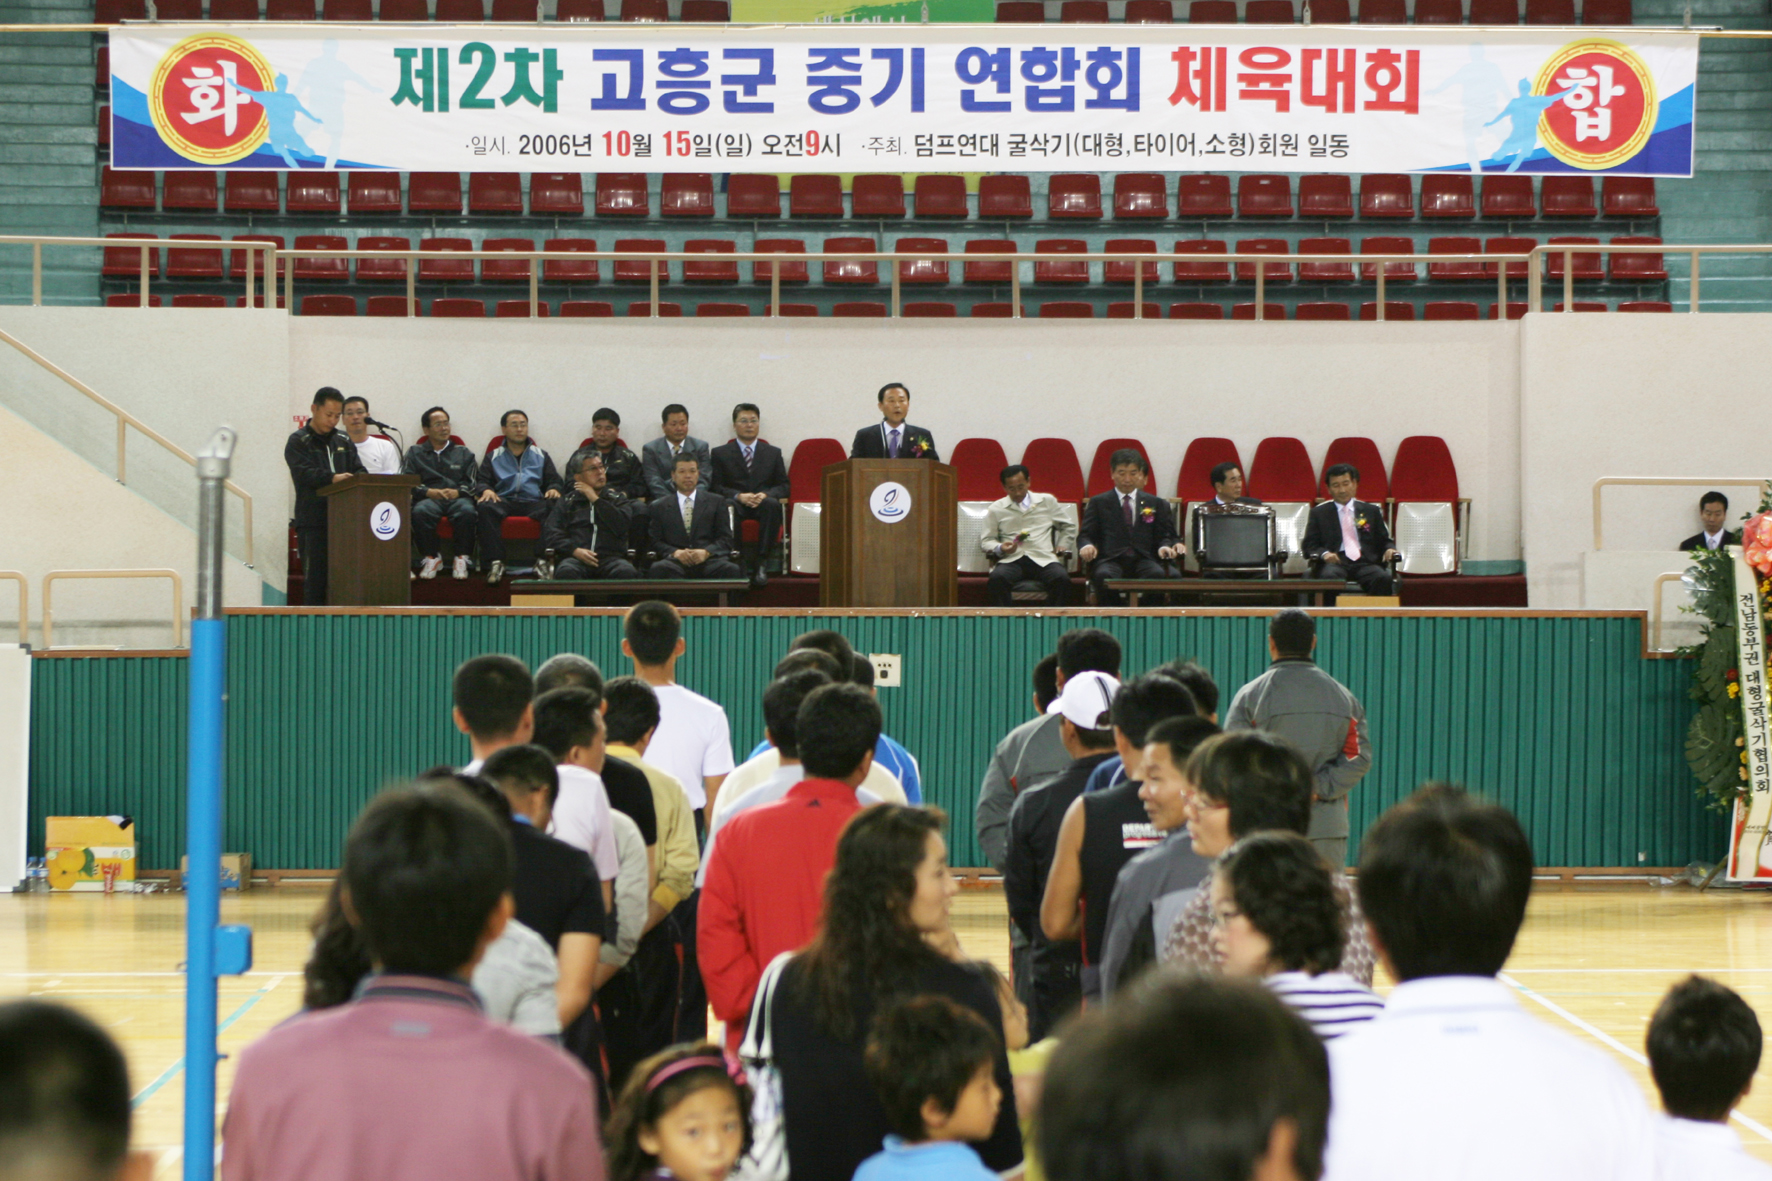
[185,427,251,1181]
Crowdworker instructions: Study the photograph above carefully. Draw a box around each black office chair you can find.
[1194,503,1284,579]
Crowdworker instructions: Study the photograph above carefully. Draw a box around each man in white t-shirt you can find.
[341,396,401,475]
[451,653,534,775]
[531,686,618,909]
[1646,975,1772,1181]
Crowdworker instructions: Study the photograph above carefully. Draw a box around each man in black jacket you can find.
[403,406,479,581]
[1077,449,1182,607]
[1302,463,1397,596]
[284,386,364,605]
[1681,491,1743,553]
[646,454,743,580]
[543,453,639,580]
[709,402,791,587]
[849,382,939,462]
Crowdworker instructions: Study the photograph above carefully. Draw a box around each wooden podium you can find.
[317,473,419,606]
[820,460,957,607]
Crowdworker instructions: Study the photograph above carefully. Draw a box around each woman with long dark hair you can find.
[766,805,1023,1181]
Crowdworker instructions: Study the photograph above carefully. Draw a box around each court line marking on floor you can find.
[130,975,285,1110]
[1501,972,1772,1144]
[1,971,293,978]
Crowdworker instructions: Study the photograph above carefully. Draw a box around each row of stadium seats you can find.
[996,0,1630,20]
[96,167,1662,223]
[94,0,722,22]
[102,294,1674,316]
[98,231,1670,284]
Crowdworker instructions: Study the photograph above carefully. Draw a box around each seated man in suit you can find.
[1303,463,1398,596]
[709,402,790,588]
[1078,449,1183,606]
[983,464,1075,607]
[849,382,939,462]
[474,409,562,586]
[640,403,711,501]
[646,454,743,581]
[543,452,639,581]
[1682,491,1742,553]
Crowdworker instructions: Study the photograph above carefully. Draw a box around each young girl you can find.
[607,1044,753,1181]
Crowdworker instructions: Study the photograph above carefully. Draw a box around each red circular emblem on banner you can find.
[148,34,274,165]
[1533,39,1657,171]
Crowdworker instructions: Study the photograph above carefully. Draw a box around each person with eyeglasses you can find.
[543,453,640,581]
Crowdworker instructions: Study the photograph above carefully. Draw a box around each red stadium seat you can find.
[208,0,261,18]
[97,106,111,150]
[355,236,410,282]
[902,301,958,317]
[301,295,358,317]
[529,173,584,216]
[727,174,782,218]
[620,0,668,16]
[267,0,315,18]
[1358,174,1414,218]
[1048,174,1103,219]
[102,233,158,278]
[1545,237,1602,282]
[323,0,373,17]
[629,302,682,315]
[950,439,1012,500]
[1318,438,1388,500]
[1619,301,1673,312]
[95,45,109,89]
[555,0,604,16]
[695,302,749,316]
[431,299,486,317]
[681,0,731,17]
[560,301,616,316]
[913,175,970,218]
[614,239,669,284]
[1245,0,1294,18]
[95,0,145,22]
[1103,239,1158,285]
[346,171,402,214]
[661,174,715,218]
[1238,175,1294,218]
[790,175,845,218]
[1419,174,1474,218]
[1484,235,1536,279]
[979,175,1033,219]
[482,238,536,283]
[286,172,341,214]
[491,0,540,17]
[1086,439,1154,497]
[100,166,156,210]
[1360,236,1417,282]
[596,173,650,217]
[408,172,463,214]
[788,438,848,502]
[1427,237,1484,281]
[1609,236,1667,282]
[1020,439,1086,502]
[1413,0,1462,17]
[1298,175,1353,219]
[1232,302,1287,319]
[1295,302,1352,320]
[367,296,414,316]
[1583,0,1630,18]
[1190,0,1237,17]
[1060,0,1108,16]
[228,234,285,280]
[895,238,950,285]
[416,237,474,283]
[963,239,1017,285]
[1173,239,1231,284]
[1390,436,1459,503]
[752,239,809,285]
[1107,302,1161,318]
[1480,176,1535,219]
[542,238,598,283]
[1170,303,1226,319]
[1424,301,1481,320]
[1310,0,1351,19]
[1601,177,1658,218]
[969,303,1023,317]
[1359,300,1415,320]
[1541,176,1596,217]
[1234,238,1291,284]
[853,175,907,218]
[1113,173,1169,219]
[1035,239,1089,284]
[162,171,218,212]
[1176,437,1242,501]
[106,294,161,307]
[1469,0,1518,18]
[683,239,739,283]
[764,303,819,316]
[1039,301,1093,317]
[172,294,228,308]
[833,302,888,317]
[1297,238,1355,283]
[996,1,1046,17]
[378,0,430,16]
[823,238,878,285]
[469,173,524,215]
[1524,0,1571,19]
[1177,174,1234,219]
[222,171,281,214]
[1125,0,1174,19]
[1490,302,1528,320]
[1245,438,1317,501]
[495,299,551,316]
[293,234,348,282]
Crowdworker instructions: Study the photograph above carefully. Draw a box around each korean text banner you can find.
[108,24,1697,175]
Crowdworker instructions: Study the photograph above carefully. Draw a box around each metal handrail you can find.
[0,324,255,566]
[0,572,27,646]
[1651,570,1689,652]
[1591,476,1770,550]
[41,568,185,649]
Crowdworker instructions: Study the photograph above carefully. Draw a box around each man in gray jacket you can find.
[1224,609,1371,867]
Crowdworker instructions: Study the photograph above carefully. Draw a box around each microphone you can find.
[367,417,397,430]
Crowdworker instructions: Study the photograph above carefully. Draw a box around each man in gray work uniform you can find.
[975,629,1122,1003]
[1223,609,1372,868]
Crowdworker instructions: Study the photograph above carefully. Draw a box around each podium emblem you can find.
[869,481,912,524]
[370,501,402,541]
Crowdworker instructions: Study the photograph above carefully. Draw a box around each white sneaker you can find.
[419,556,442,580]
[452,555,470,580]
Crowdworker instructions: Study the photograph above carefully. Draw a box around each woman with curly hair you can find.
[1211,830,1384,1041]
[766,805,1023,1181]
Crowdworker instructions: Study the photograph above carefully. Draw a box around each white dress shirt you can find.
[1654,1114,1772,1181]
[712,746,906,827]
[1705,530,1727,550]
[549,763,619,882]
[646,683,736,811]
[1324,976,1654,1181]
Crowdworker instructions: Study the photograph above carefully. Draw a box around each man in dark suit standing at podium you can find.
[647,455,743,581]
[1303,463,1397,596]
[849,382,939,463]
[1077,449,1182,606]
[285,386,365,606]
[709,403,790,588]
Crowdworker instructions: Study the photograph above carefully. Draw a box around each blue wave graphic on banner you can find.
[109,78,387,170]
[1421,82,1694,176]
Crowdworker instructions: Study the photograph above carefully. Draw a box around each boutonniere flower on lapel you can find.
[1139,505,1156,523]
[1356,513,1373,532]
[910,436,931,457]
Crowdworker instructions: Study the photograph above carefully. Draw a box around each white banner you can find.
[109,23,1696,174]
[1729,549,1772,881]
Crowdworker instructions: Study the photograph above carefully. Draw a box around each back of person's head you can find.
[1111,674,1199,748]
[1033,654,1061,713]
[423,767,515,821]
[304,874,370,1011]
[624,600,682,667]
[1056,628,1122,679]
[1216,832,1343,976]
[1040,975,1330,1181]
[1186,732,1314,840]
[530,687,603,761]
[478,745,560,810]
[603,676,661,747]
[451,654,533,741]
[791,630,857,680]
[341,782,512,977]
[850,653,875,690]
[1355,785,1533,981]
[865,995,1000,1143]
[1648,975,1763,1122]
[606,1043,753,1181]
[1269,610,1316,659]
[763,670,833,759]
[1144,716,1222,770]
[0,1000,133,1181]
[796,683,882,780]
[1153,659,1219,718]
[534,653,603,696]
[773,647,845,682]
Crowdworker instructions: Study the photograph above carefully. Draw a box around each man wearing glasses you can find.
[543,454,640,581]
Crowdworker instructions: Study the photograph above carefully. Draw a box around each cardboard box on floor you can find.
[45,816,136,891]
[180,853,253,891]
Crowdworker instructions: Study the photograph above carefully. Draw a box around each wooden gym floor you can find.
[3,881,1772,1176]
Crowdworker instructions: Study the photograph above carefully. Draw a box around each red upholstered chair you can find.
[1020,438,1086,503]
[224,171,281,213]
[103,234,159,278]
[1048,174,1103,219]
[106,294,161,307]
[554,0,603,19]
[293,234,349,282]
[727,174,782,218]
[1480,176,1536,219]
[354,235,411,282]
[1318,438,1388,500]
[301,295,358,316]
[764,303,819,316]
[680,0,730,18]
[1086,439,1154,497]
[913,175,970,219]
[951,439,1012,500]
[1060,0,1108,17]
[495,300,551,316]
[595,173,650,217]
[324,0,374,13]
[902,301,958,317]
[1231,302,1287,319]
[1113,173,1169,219]
[1177,174,1234,219]
[560,301,616,316]
[347,172,403,214]
[790,175,846,218]
[1619,301,1673,312]
[1234,238,1292,284]
[482,238,536,283]
[969,303,1023,317]
[432,298,487,317]
[964,239,1018,285]
[788,438,848,503]
[378,0,431,17]
[1484,236,1536,279]
[823,237,879,285]
[895,238,950,286]
[979,175,1033,218]
[408,172,463,214]
[162,171,218,212]
[172,294,228,308]
[996,1,1046,17]
[1173,239,1231,284]
[1038,301,1094,317]
[1583,0,1631,20]
[1299,175,1354,220]
[1359,300,1415,320]
[1412,0,1462,17]
[209,0,262,17]
[1424,301,1481,320]
[367,296,414,316]
[683,239,739,284]
[662,173,715,218]
[695,302,749,316]
[1601,177,1658,218]
[1419,174,1474,218]
[628,302,683,316]
[1545,237,1602,282]
[1297,238,1355,284]
[166,234,224,280]
[1609,236,1667,282]
[1170,303,1226,319]
[530,173,584,216]
[1190,0,1237,17]
[1246,0,1294,18]
[228,234,285,281]
[1107,302,1161,318]
[1295,302,1352,320]
[1427,237,1484,282]
[542,238,598,284]
[1176,437,1243,503]
[1469,0,1518,19]
[752,239,809,285]
[1523,0,1570,20]
[491,0,541,17]
[1310,0,1351,18]
[1360,236,1417,283]
[416,237,474,283]
[1390,436,1459,504]
[1359,174,1414,218]
[852,175,907,218]
[621,0,669,19]
[287,172,342,214]
[1104,239,1158,286]
[1541,176,1597,217]
[614,239,669,284]
[1125,1,1175,21]
[469,173,525,215]
[1238,175,1294,218]
[1245,438,1317,502]
[1035,239,1089,285]
[101,167,156,210]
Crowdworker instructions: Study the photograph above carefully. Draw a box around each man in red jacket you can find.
[698,682,881,1053]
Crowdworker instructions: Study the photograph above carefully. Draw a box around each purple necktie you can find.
[889,428,901,459]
